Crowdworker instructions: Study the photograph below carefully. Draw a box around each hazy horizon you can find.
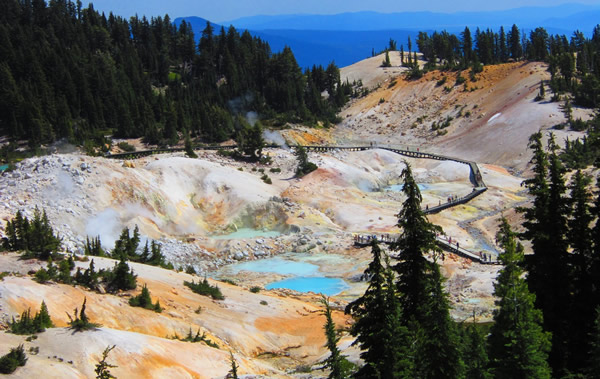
[87,1,600,23]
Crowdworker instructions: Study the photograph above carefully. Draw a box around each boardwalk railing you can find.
[353,234,497,264]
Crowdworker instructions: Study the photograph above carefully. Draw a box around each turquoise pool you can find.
[219,256,349,295]
[266,277,349,296]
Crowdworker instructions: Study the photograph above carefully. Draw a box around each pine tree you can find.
[321,296,349,379]
[345,241,410,378]
[544,134,571,374]
[68,297,100,331]
[228,351,239,379]
[518,132,550,310]
[381,50,392,67]
[390,162,463,377]
[128,283,162,312]
[184,133,197,158]
[461,322,491,379]
[508,24,522,60]
[461,27,473,66]
[536,80,545,100]
[95,345,117,379]
[567,170,595,371]
[108,258,137,291]
[588,308,600,377]
[488,218,551,379]
[391,162,442,324]
[414,263,464,379]
[58,258,73,283]
[33,301,53,331]
[294,145,317,177]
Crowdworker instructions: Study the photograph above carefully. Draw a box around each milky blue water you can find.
[265,277,349,295]
[211,228,282,240]
[221,256,349,295]
[225,257,319,276]
[0,164,8,172]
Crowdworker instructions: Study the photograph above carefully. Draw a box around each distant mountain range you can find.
[175,3,600,69]
[222,4,600,31]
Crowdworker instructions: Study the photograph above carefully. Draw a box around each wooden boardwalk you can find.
[353,234,497,264]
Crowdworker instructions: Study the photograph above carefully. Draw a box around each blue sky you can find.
[88,1,600,22]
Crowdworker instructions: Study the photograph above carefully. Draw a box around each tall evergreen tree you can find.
[391,162,463,377]
[461,27,473,66]
[461,322,491,379]
[321,296,349,379]
[566,170,595,372]
[391,162,442,324]
[544,134,572,374]
[508,24,523,60]
[518,132,550,303]
[488,218,551,379]
[345,241,411,378]
[414,262,464,379]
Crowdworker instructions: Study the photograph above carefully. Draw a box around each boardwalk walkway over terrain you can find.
[353,234,497,264]
[106,144,494,263]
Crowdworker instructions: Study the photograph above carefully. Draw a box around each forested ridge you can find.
[0,0,353,149]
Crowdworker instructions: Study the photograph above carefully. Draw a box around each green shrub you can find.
[455,74,466,85]
[176,328,219,348]
[67,298,101,332]
[184,278,225,300]
[220,278,237,286]
[269,167,281,173]
[9,301,53,334]
[117,142,136,152]
[436,76,447,86]
[128,284,162,313]
[250,286,261,293]
[260,300,268,305]
[0,345,27,374]
[261,174,272,184]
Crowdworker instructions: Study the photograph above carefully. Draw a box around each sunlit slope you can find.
[339,61,585,170]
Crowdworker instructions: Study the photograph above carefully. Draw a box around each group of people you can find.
[353,234,395,244]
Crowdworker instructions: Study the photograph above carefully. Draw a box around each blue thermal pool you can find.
[265,277,349,296]
[220,256,349,295]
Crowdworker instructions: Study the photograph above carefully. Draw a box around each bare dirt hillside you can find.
[339,61,589,171]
